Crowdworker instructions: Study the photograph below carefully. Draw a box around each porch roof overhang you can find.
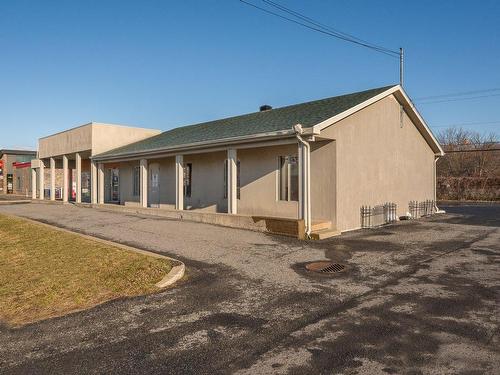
[91,131,299,162]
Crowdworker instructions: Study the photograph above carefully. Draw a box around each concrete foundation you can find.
[75,202,304,238]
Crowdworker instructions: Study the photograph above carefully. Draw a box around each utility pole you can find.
[399,47,405,128]
[399,47,404,87]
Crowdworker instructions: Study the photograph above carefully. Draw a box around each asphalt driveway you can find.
[0,203,498,374]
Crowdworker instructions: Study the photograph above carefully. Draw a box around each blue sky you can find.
[1,0,499,149]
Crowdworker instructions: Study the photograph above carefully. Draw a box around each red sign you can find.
[12,161,31,169]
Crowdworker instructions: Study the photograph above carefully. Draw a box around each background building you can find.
[30,122,162,202]
[0,149,37,196]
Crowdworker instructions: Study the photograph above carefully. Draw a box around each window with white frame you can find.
[224,159,240,199]
[278,155,298,201]
[133,166,140,196]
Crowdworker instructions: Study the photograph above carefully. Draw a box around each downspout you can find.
[434,155,446,214]
[293,124,312,238]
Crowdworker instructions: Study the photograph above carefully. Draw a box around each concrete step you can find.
[311,220,332,232]
[310,228,341,240]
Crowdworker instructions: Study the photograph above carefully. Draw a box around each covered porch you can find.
[30,122,162,204]
[92,139,335,239]
[31,151,93,203]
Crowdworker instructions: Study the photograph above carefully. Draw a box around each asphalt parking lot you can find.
[0,203,498,374]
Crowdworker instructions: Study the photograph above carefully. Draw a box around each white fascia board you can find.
[395,87,445,156]
[302,125,321,136]
[314,86,399,131]
[314,85,444,156]
[92,130,296,162]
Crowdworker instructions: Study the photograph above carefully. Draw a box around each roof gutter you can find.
[293,124,312,238]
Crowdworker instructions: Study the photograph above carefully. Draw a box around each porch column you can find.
[50,157,56,201]
[91,160,97,204]
[39,160,45,200]
[62,155,69,202]
[97,163,104,204]
[140,159,148,208]
[227,148,237,214]
[75,152,82,203]
[175,155,184,210]
[31,168,37,199]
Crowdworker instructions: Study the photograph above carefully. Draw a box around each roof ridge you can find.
[259,84,397,113]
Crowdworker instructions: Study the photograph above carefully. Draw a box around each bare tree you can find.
[437,128,499,200]
[438,128,499,178]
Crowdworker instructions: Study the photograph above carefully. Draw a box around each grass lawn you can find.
[0,214,172,327]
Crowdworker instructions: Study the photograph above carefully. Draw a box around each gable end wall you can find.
[319,94,436,231]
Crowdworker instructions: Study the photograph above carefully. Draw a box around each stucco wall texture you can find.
[321,94,435,231]
[38,123,161,159]
[97,93,437,233]
[115,144,299,219]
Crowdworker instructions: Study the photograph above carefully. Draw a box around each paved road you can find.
[0,203,498,374]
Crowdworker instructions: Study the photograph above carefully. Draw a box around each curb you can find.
[30,200,66,205]
[156,263,186,288]
[438,200,500,206]
[0,200,31,205]
[0,213,185,289]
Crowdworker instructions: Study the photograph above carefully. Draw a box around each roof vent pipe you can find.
[260,105,272,112]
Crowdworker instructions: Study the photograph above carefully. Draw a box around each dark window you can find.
[278,156,298,201]
[184,163,192,197]
[133,166,140,196]
[6,174,13,194]
[224,160,240,199]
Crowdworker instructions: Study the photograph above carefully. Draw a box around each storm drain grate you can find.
[319,263,345,273]
[305,261,347,274]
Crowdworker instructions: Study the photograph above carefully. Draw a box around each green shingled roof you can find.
[96,85,396,158]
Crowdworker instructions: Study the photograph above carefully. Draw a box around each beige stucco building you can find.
[31,123,161,202]
[31,85,444,239]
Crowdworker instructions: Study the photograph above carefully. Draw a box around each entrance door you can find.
[149,163,160,208]
[109,168,120,203]
[6,174,13,194]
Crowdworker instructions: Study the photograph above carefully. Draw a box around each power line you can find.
[261,0,398,55]
[239,0,399,58]
[432,124,500,129]
[414,88,500,101]
[444,148,500,153]
[430,120,500,128]
[416,93,500,105]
